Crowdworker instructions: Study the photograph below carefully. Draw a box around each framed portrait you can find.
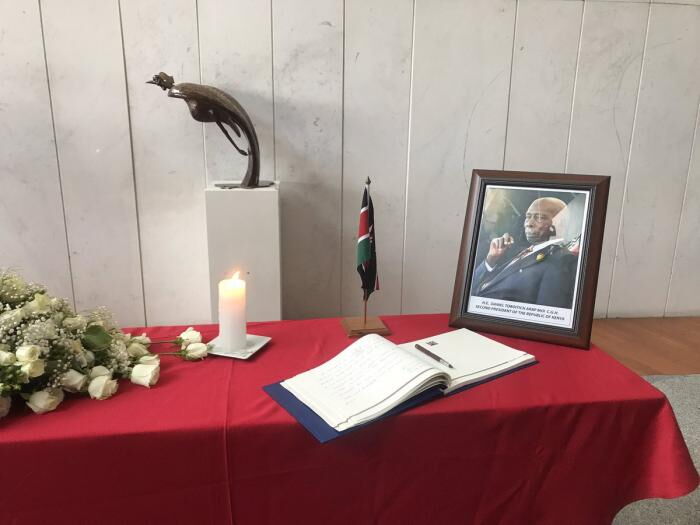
[449,170,610,348]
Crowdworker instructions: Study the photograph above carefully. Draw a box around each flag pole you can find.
[362,176,371,328]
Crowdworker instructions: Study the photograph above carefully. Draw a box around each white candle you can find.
[218,271,247,351]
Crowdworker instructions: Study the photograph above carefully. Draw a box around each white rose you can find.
[138,354,160,366]
[62,369,88,392]
[24,293,52,314]
[85,350,95,366]
[0,396,11,418]
[15,344,41,363]
[62,315,87,331]
[89,365,112,379]
[179,327,202,347]
[26,388,64,414]
[0,350,16,366]
[88,375,118,400]
[126,342,149,358]
[130,364,160,388]
[131,333,151,345]
[20,359,45,378]
[0,309,24,327]
[183,342,209,360]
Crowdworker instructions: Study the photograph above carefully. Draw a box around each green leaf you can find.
[82,324,112,351]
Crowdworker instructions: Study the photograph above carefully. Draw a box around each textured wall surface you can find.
[1,0,699,326]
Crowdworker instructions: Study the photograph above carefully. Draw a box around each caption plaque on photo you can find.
[450,170,610,348]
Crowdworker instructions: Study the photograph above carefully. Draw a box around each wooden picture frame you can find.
[449,170,610,348]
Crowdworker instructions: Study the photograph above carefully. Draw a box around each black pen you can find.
[414,343,455,369]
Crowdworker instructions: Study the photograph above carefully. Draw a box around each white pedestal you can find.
[206,183,281,322]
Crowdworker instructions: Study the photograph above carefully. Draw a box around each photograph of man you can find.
[471,197,579,309]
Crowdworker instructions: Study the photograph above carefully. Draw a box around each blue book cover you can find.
[263,361,536,443]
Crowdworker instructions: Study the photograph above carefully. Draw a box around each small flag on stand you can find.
[357,178,379,301]
[341,177,390,337]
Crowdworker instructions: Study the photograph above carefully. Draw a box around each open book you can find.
[267,328,535,440]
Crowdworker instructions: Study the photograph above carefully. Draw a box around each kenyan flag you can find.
[357,179,379,300]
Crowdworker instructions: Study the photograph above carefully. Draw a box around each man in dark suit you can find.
[471,197,578,309]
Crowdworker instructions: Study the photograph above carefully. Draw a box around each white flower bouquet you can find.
[0,270,209,419]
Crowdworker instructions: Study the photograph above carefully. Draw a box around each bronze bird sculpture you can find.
[147,72,271,188]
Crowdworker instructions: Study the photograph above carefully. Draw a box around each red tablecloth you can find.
[0,314,696,524]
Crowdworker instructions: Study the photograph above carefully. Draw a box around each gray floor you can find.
[613,375,699,525]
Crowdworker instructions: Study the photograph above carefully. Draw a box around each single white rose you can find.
[130,364,160,388]
[24,293,52,314]
[88,375,118,400]
[20,359,45,378]
[131,333,151,345]
[15,345,41,363]
[126,342,149,358]
[62,315,87,331]
[138,354,160,366]
[62,369,88,392]
[183,342,209,360]
[89,365,112,379]
[0,309,24,327]
[0,396,11,418]
[179,327,202,347]
[85,350,95,366]
[0,350,16,366]
[26,388,64,414]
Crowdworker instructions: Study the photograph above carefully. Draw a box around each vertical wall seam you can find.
[606,1,652,318]
[37,0,77,310]
[664,99,700,315]
[117,0,148,326]
[196,0,208,187]
[399,0,417,315]
[270,0,277,183]
[501,0,519,170]
[564,0,586,173]
[339,0,346,316]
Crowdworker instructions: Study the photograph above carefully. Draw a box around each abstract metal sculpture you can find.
[147,72,272,188]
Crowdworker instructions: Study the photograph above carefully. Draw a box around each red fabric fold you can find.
[0,314,696,525]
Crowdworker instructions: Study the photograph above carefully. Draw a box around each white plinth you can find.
[206,183,281,322]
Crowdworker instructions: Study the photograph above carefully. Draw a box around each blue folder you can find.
[263,361,537,443]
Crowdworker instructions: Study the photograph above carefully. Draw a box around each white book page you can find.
[282,334,442,430]
[399,328,535,393]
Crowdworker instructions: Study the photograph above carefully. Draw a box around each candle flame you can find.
[232,271,240,280]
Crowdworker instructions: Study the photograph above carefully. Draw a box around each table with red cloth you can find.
[0,314,696,524]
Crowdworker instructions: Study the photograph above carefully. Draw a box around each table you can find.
[0,314,697,524]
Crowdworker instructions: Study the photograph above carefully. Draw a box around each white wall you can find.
[1,0,699,326]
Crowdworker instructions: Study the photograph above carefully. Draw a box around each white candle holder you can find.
[208,334,271,360]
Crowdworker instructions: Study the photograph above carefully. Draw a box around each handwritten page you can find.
[399,328,536,394]
[282,334,441,430]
